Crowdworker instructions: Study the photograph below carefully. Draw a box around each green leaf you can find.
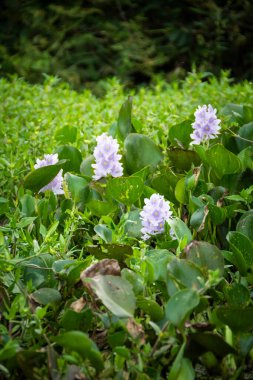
[136,296,164,322]
[0,197,9,215]
[94,224,112,243]
[60,308,93,332]
[236,122,253,151]
[169,218,192,245]
[86,200,117,217]
[236,211,253,242]
[57,145,82,173]
[168,119,193,148]
[55,331,104,372]
[20,194,35,217]
[175,358,195,380]
[124,133,163,174]
[145,249,175,283]
[17,217,37,228]
[216,307,253,332]
[121,269,144,295]
[189,332,236,358]
[117,97,133,140]
[207,144,242,178]
[31,288,61,305]
[22,254,56,288]
[65,173,89,202]
[238,146,253,170]
[165,289,200,327]
[151,169,179,203]
[167,343,186,380]
[52,259,73,273]
[106,176,144,206]
[168,149,200,171]
[167,259,204,290]
[208,204,227,225]
[86,244,132,264]
[124,210,142,238]
[80,155,95,178]
[190,207,207,230]
[175,177,188,204]
[0,340,20,361]
[24,160,66,193]
[183,241,224,276]
[221,103,243,123]
[226,231,253,273]
[242,106,253,124]
[89,275,136,318]
[225,283,250,307]
[55,125,77,144]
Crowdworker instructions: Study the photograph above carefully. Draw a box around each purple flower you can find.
[34,153,64,195]
[190,105,221,145]
[140,193,173,240]
[92,133,123,180]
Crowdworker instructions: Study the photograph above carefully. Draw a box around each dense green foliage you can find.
[1,73,253,379]
[1,0,253,88]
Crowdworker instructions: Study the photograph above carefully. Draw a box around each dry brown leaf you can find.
[70,297,86,312]
[126,318,145,345]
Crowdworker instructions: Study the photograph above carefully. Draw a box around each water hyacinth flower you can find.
[92,133,123,180]
[34,153,64,194]
[140,193,173,240]
[190,104,221,145]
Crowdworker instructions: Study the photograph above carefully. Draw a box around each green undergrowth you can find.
[0,72,253,379]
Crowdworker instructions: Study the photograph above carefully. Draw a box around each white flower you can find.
[92,133,123,180]
[140,193,173,240]
[191,104,221,145]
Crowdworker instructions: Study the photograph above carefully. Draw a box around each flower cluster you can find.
[92,133,123,180]
[190,104,221,145]
[140,193,173,240]
[34,153,64,195]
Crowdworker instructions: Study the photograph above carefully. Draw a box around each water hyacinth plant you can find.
[190,104,221,145]
[92,133,123,180]
[1,75,253,379]
[34,153,64,194]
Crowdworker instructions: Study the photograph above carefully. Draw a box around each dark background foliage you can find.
[0,0,253,88]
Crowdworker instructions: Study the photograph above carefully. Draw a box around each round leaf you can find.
[124,133,163,174]
[106,176,144,205]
